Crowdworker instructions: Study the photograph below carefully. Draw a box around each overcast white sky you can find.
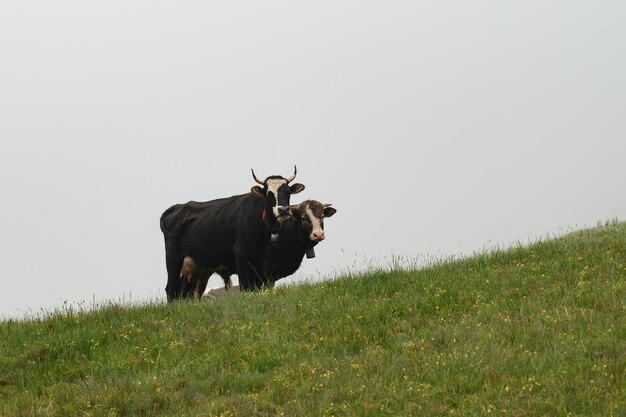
[1,1,624,319]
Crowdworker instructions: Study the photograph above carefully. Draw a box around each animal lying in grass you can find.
[179,200,337,298]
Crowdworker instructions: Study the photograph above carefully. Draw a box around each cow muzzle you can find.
[276,206,292,222]
[310,230,325,241]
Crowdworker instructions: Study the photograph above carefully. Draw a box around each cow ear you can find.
[290,205,300,216]
[251,186,264,195]
[290,183,305,194]
[323,206,337,217]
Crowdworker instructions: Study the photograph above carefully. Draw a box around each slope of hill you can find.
[1,223,624,416]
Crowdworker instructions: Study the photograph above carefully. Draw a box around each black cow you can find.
[180,199,337,298]
[160,167,305,300]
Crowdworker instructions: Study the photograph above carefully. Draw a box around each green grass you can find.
[1,223,624,416]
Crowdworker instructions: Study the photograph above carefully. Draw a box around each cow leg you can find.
[179,256,202,299]
[222,274,233,290]
[194,270,211,299]
[180,274,195,299]
[236,258,264,291]
[237,266,251,291]
[164,247,185,302]
[184,273,203,299]
[214,267,233,290]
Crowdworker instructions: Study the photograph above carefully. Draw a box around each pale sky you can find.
[1,1,625,318]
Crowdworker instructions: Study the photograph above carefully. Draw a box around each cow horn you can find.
[286,165,297,183]
[251,169,264,185]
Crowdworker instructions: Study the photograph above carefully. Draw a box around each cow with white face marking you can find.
[182,199,337,298]
[160,167,305,299]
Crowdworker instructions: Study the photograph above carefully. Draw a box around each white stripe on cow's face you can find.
[266,178,289,217]
[305,206,325,241]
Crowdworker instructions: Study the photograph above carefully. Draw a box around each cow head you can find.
[290,200,337,242]
[250,165,305,222]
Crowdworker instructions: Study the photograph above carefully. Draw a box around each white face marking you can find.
[306,206,324,238]
[266,178,289,217]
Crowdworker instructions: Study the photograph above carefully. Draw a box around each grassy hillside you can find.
[1,224,624,416]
